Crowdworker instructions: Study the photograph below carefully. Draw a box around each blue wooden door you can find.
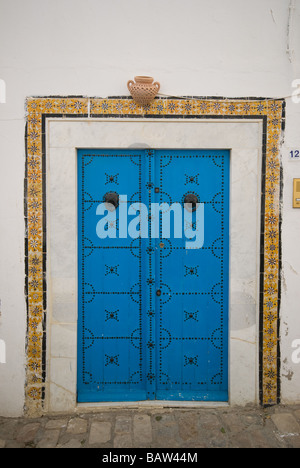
[77,149,229,402]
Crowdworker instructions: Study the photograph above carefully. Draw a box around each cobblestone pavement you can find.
[1,404,300,449]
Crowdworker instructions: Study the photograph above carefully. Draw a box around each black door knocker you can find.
[184,193,199,212]
[103,192,119,211]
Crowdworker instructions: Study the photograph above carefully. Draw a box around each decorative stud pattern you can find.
[185,173,199,185]
[105,309,119,322]
[184,265,199,277]
[25,96,284,413]
[105,265,119,276]
[105,354,120,367]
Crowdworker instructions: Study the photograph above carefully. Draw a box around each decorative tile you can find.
[25,96,284,413]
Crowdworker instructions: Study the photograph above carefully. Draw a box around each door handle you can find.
[156,290,161,297]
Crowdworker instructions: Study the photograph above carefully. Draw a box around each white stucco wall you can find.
[0,0,300,416]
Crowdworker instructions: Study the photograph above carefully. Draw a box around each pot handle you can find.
[127,80,134,92]
[153,81,160,92]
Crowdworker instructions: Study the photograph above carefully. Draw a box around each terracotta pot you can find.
[127,76,160,106]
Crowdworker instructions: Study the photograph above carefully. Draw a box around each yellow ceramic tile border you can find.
[25,96,284,413]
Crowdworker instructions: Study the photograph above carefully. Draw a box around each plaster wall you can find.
[0,0,299,415]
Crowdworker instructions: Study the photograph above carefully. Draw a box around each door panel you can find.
[154,150,229,401]
[77,148,229,402]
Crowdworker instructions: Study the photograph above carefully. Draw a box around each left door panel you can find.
[77,149,147,402]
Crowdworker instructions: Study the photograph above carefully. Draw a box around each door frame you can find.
[24,97,284,415]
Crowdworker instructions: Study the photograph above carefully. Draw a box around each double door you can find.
[77,149,229,402]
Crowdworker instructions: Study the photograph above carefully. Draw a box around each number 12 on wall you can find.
[290,150,300,159]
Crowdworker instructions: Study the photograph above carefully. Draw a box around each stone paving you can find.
[0,404,300,449]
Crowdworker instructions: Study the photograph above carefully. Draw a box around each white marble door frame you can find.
[46,118,262,411]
